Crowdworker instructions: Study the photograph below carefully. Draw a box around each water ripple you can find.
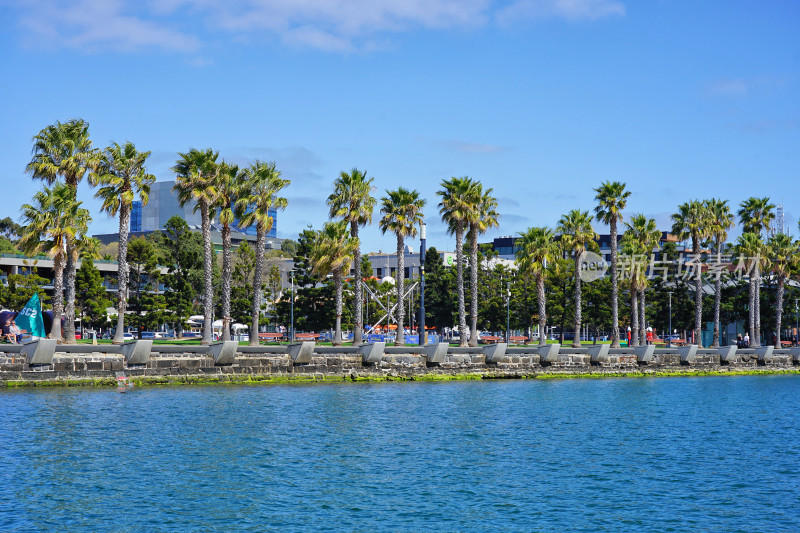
[1,376,800,531]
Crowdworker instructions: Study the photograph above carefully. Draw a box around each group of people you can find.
[3,316,23,343]
[736,333,751,348]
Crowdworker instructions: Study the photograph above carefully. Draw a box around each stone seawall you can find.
[1,342,799,387]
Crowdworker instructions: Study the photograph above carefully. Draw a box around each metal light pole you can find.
[290,270,295,343]
[667,291,673,348]
[419,222,426,346]
[506,282,511,344]
[795,298,798,346]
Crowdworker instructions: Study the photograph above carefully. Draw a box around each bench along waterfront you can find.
[1,340,799,386]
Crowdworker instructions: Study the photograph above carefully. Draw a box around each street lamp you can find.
[667,291,673,348]
[419,221,427,346]
[506,282,511,344]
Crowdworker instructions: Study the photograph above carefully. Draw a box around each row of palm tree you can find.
[316,173,499,347]
[173,150,291,345]
[515,185,798,349]
[21,119,292,345]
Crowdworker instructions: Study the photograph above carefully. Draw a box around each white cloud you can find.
[496,0,625,24]
[705,78,751,97]
[11,0,625,54]
[16,0,199,52]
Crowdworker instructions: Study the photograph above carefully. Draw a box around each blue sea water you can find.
[1,375,800,532]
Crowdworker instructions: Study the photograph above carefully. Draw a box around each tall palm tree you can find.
[767,233,797,348]
[467,183,499,346]
[90,141,155,344]
[26,118,100,344]
[173,148,219,345]
[738,197,775,346]
[327,168,376,346]
[671,200,708,346]
[237,161,290,346]
[379,187,426,346]
[735,232,766,346]
[738,197,776,235]
[557,210,597,348]
[516,227,558,346]
[594,181,631,348]
[19,184,87,341]
[215,161,241,342]
[437,177,476,347]
[623,214,661,345]
[706,199,734,346]
[308,221,359,346]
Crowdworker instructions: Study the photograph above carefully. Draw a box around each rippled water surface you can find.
[2,375,800,531]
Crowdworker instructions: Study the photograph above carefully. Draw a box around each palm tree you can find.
[557,210,597,348]
[467,183,499,346]
[215,161,242,342]
[26,118,100,344]
[738,197,776,235]
[379,188,426,346]
[78,237,103,261]
[738,197,775,346]
[308,221,359,346]
[706,199,734,346]
[516,227,558,346]
[767,233,797,348]
[594,181,631,348]
[671,200,708,346]
[327,168,376,346]
[623,214,661,345]
[173,148,219,345]
[437,177,476,347]
[19,184,87,341]
[237,160,290,346]
[90,141,155,344]
[735,232,766,346]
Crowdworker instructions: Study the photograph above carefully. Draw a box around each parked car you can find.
[123,333,134,340]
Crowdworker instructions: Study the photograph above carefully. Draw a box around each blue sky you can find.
[1,0,798,253]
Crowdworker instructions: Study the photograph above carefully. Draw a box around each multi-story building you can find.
[139,180,278,238]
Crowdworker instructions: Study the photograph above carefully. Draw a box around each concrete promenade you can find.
[1,340,799,387]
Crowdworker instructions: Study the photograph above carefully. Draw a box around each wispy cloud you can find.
[16,0,199,53]
[11,0,626,54]
[433,139,512,154]
[704,76,786,98]
[496,0,625,24]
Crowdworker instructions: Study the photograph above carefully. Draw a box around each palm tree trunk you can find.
[113,205,131,344]
[639,288,646,345]
[748,275,756,345]
[775,277,784,348]
[693,238,703,347]
[537,274,547,346]
[333,270,343,346]
[221,223,232,341]
[469,227,479,347]
[754,264,761,346]
[630,289,638,347]
[49,254,64,342]
[610,219,620,347]
[201,201,213,345]
[395,235,405,346]
[573,255,581,348]
[62,242,77,344]
[352,222,363,346]
[250,226,266,346]
[455,224,467,347]
[712,238,722,347]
